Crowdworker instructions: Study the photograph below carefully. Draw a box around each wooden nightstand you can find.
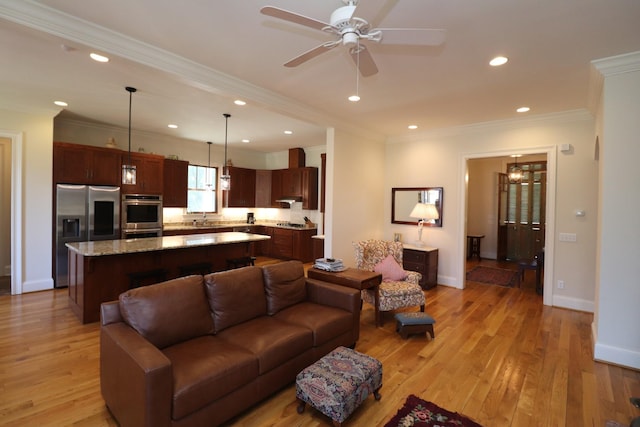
[402,244,438,290]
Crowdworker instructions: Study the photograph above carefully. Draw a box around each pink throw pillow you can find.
[374,254,407,282]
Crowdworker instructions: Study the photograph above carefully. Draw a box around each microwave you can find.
[121,194,163,233]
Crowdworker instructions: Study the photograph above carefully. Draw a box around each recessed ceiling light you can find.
[242,139,250,143]
[234,100,246,106]
[167,124,178,129]
[284,130,293,135]
[408,125,418,130]
[516,106,530,113]
[89,52,109,63]
[348,95,360,102]
[490,56,508,66]
[54,101,68,107]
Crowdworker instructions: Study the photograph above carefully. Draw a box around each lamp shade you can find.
[409,203,439,221]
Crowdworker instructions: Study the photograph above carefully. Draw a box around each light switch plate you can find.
[559,233,577,242]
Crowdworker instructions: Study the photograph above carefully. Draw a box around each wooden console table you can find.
[307,267,383,326]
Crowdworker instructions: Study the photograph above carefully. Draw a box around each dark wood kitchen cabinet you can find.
[403,246,438,290]
[270,227,294,259]
[53,142,121,185]
[225,166,256,207]
[270,167,318,210]
[255,169,272,207]
[121,152,164,195]
[163,158,188,207]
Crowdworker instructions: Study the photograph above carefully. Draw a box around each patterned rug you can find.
[385,395,483,427]
[466,266,518,287]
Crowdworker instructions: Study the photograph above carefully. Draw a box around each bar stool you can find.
[226,256,256,269]
[128,269,168,289]
[178,262,212,277]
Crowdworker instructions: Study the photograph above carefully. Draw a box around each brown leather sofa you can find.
[99,260,361,427]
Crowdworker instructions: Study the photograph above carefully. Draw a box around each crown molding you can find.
[591,50,640,76]
[0,0,381,141]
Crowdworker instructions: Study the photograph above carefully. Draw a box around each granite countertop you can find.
[162,222,317,231]
[66,232,270,257]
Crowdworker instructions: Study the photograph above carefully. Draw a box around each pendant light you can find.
[220,113,231,191]
[206,141,213,190]
[509,155,523,184]
[122,86,137,185]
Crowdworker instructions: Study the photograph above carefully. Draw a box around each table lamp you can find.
[409,202,439,246]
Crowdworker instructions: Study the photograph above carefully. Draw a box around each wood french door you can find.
[497,162,546,261]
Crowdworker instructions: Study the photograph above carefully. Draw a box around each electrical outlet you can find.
[557,280,565,289]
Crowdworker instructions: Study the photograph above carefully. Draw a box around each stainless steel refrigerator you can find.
[55,184,120,288]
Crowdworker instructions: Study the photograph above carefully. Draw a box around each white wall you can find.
[385,111,598,312]
[0,137,11,275]
[593,54,640,369]
[326,128,386,264]
[1,108,56,293]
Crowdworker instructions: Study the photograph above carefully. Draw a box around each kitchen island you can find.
[66,232,270,323]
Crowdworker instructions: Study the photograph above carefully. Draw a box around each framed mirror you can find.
[392,187,443,227]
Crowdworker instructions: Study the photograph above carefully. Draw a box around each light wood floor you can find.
[0,259,638,427]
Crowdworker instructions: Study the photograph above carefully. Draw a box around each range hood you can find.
[276,196,302,205]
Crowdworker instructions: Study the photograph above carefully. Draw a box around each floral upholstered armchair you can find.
[353,240,425,325]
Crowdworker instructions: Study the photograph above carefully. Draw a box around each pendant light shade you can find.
[122,86,137,185]
[220,113,231,191]
[509,155,523,184]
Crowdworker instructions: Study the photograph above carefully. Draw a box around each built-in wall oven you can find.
[121,194,163,239]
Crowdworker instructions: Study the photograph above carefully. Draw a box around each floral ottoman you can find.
[296,346,382,427]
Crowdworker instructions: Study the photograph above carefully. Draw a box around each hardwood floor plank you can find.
[0,259,638,426]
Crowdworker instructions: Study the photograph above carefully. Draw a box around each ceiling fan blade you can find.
[373,28,446,46]
[261,6,330,31]
[284,42,339,68]
[350,45,378,77]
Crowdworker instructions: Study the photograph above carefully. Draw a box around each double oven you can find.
[121,194,163,239]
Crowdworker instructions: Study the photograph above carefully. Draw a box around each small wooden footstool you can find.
[395,312,436,339]
[296,346,382,427]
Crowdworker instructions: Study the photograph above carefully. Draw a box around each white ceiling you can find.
[1,0,639,153]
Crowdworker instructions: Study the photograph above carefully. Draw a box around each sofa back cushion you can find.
[118,275,214,349]
[262,260,307,315]
[204,266,267,333]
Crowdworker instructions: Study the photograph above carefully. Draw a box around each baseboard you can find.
[437,274,461,289]
[21,278,54,293]
[552,294,594,313]
[594,341,640,370]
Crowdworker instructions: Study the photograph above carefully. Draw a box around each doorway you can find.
[497,160,547,261]
[461,149,555,306]
[0,137,11,295]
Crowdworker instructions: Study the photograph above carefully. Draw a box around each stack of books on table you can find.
[313,258,346,272]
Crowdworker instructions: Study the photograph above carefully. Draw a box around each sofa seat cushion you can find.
[218,316,313,375]
[205,266,267,333]
[273,302,353,347]
[162,335,258,420]
[119,275,214,349]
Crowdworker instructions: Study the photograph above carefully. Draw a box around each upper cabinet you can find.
[225,166,257,207]
[163,158,188,207]
[120,152,164,195]
[53,142,121,186]
[255,169,272,208]
[271,167,318,210]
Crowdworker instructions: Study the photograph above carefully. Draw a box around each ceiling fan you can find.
[260,0,445,77]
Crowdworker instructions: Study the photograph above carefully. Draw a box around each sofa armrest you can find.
[305,278,360,313]
[101,322,173,427]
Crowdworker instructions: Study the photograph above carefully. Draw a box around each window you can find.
[187,165,217,213]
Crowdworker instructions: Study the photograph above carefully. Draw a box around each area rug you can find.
[385,395,483,427]
[466,266,518,287]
